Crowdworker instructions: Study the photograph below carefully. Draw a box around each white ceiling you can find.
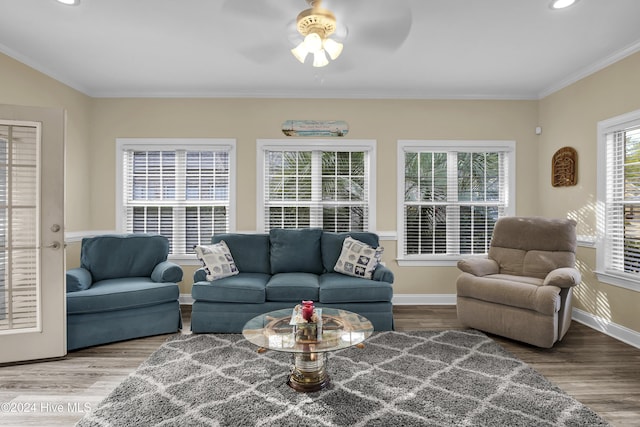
[2,0,640,99]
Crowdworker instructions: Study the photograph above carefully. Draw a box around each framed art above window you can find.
[397,140,516,266]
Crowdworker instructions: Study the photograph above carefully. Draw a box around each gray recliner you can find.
[456,216,581,348]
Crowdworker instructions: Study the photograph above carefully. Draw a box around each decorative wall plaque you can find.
[281,120,349,137]
[552,146,577,187]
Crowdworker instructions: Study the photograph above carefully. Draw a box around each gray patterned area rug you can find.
[76,330,609,427]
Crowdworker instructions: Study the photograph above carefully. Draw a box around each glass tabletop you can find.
[242,307,374,354]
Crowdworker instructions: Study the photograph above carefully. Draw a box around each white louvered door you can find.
[0,105,65,364]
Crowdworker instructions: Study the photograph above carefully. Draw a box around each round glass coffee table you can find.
[242,307,374,392]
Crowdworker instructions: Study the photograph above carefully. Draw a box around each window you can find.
[397,140,515,265]
[257,139,376,232]
[116,139,235,260]
[0,121,40,332]
[597,109,640,291]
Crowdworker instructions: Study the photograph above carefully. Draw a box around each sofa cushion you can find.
[523,250,576,280]
[321,232,380,273]
[269,228,323,274]
[334,236,383,279]
[212,233,271,274]
[66,278,179,314]
[488,217,578,279]
[488,247,526,276]
[81,234,169,282]
[191,273,269,303]
[319,273,393,303]
[266,273,320,302]
[195,241,239,280]
[490,216,577,253]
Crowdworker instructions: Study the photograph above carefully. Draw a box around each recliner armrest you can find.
[151,261,183,283]
[457,258,499,277]
[373,263,394,283]
[66,267,93,292]
[543,267,581,288]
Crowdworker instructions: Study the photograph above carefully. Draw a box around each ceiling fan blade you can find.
[237,42,290,65]
[325,0,412,51]
[354,17,412,51]
[221,0,292,21]
[220,1,301,64]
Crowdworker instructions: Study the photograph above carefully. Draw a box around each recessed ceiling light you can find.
[550,0,578,9]
[57,0,80,5]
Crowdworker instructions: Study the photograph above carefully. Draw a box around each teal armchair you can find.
[66,234,183,351]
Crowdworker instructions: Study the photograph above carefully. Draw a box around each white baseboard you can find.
[179,294,194,305]
[571,307,640,349]
[178,292,640,349]
[392,294,457,305]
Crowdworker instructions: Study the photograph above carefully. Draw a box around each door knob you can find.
[46,241,61,249]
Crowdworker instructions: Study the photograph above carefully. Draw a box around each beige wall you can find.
[89,98,539,295]
[538,52,640,333]
[3,47,639,335]
[0,53,92,232]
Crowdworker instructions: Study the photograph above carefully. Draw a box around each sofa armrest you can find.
[457,258,499,277]
[193,267,209,283]
[151,261,183,283]
[543,267,581,288]
[373,263,394,283]
[66,267,93,292]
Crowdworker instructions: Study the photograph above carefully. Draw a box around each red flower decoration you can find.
[301,300,314,322]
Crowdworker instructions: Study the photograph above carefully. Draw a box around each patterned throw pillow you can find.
[194,240,239,281]
[334,236,383,279]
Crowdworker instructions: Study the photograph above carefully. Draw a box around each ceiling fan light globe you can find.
[291,43,309,63]
[323,38,343,60]
[312,50,329,67]
[303,32,323,53]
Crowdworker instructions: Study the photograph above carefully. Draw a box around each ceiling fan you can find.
[290,0,344,67]
[221,0,413,70]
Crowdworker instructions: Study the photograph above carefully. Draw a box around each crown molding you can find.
[3,38,639,101]
[0,42,90,95]
[538,38,640,99]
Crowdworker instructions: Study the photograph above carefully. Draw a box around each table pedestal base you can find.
[287,352,330,392]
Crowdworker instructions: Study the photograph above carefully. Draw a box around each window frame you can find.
[256,139,377,233]
[116,138,236,264]
[396,140,516,266]
[596,108,640,292]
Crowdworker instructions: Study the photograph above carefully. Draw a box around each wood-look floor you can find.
[1,305,639,426]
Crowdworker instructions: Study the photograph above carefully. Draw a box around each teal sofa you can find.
[191,229,394,333]
[66,234,183,351]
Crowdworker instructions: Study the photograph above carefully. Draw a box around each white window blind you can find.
[398,141,514,262]
[117,139,235,258]
[603,124,640,276]
[0,122,40,333]
[258,140,375,232]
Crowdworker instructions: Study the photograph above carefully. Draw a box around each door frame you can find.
[0,104,66,364]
